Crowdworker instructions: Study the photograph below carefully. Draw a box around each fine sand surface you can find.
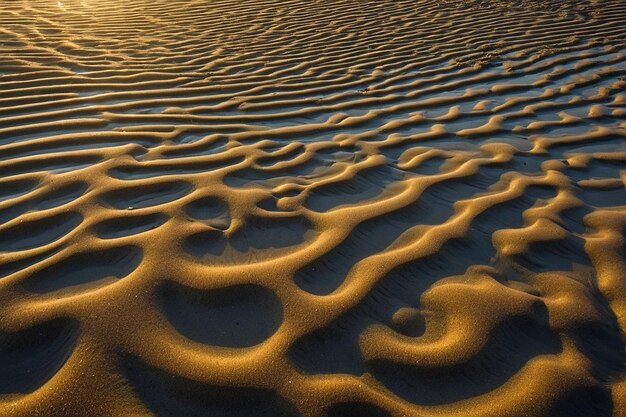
[1,0,626,416]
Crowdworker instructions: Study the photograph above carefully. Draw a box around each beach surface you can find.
[0,0,626,416]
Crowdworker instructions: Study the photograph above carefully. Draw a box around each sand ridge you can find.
[0,0,625,416]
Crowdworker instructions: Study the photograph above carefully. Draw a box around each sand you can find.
[0,0,625,416]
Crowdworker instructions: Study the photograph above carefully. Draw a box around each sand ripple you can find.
[1,0,626,416]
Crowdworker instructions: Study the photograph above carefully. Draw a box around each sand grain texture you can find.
[0,0,626,416]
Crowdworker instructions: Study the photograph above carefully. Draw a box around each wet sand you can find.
[0,0,626,416]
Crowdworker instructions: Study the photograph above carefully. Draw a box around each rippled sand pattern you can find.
[1,0,626,416]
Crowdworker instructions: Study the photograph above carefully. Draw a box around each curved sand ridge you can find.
[1,0,626,416]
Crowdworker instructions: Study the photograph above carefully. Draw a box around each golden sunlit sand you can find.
[0,0,625,416]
